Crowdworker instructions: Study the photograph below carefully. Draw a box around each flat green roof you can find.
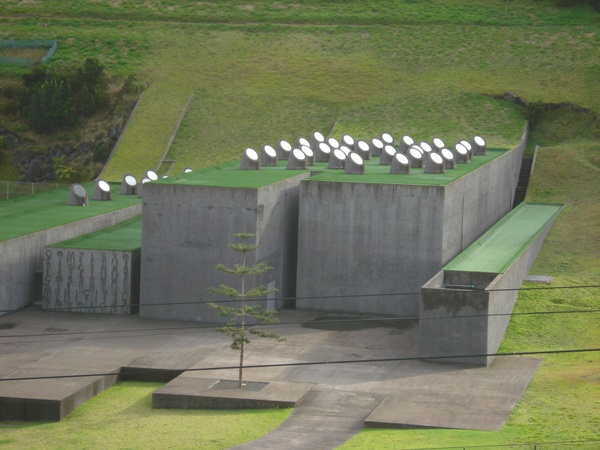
[49,216,142,251]
[304,149,506,186]
[155,161,311,188]
[155,149,507,188]
[0,183,141,242]
[444,203,564,273]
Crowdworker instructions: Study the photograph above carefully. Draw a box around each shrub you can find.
[20,58,109,133]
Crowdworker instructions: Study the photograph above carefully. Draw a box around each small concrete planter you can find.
[344,152,365,175]
[260,144,278,167]
[314,142,331,162]
[379,145,396,165]
[68,184,88,206]
[370,137,384,157]
[277,140,293,160]
[92,180,112,201]
[390,152,411,174]
[398,135,414,154]
[327,148,346,169]
[120,174,138,195]
[356,140,371,160]
[240,148,261,170]
[441,148,457,169]
[424,152,446,174]
[287,148,308,170]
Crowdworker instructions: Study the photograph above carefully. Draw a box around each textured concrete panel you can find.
[42,248,140,314]
[296,182,444,316]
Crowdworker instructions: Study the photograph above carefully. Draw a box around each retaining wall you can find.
[0,204,142,315]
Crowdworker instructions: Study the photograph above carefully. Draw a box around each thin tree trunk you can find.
[239,338,244,388]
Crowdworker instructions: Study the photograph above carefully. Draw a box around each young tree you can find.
[208,233,284,388]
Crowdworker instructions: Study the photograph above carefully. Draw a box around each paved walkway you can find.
[234,389,386,450]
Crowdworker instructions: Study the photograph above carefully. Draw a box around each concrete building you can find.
[295,132,527,316]
[139,167,310,323]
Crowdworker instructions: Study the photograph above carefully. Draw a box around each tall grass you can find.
[1,0,598,27]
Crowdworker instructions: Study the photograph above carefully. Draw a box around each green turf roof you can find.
[307,149,506,185]
[49,216,142,251]
[157,149,507,188]
[444,203,564,274]
[155,161,311,188]
[0,183,141,242]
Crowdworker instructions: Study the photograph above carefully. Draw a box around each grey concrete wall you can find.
[419,210,559,366]
[295,128,528,317]
[139,174,308,323]
[0,205,142,316]
[42,248,140,314]
[296,182,445,316]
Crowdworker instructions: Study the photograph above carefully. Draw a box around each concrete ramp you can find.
[99,83,191,182]
[234,389,385,450]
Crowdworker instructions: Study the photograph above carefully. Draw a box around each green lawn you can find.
[49,215,142,251]
[0,382,291,449]
[0,183,141,242]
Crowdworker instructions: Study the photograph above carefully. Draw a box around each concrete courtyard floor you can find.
[0,308,541,448]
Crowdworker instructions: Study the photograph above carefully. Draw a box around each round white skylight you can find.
[98,180,110,192]
[350,153,363,165]
[245,148,259,161]
[293,148,306,160]
[395,153,409,165]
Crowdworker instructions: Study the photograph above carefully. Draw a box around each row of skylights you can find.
[240,131,487,175]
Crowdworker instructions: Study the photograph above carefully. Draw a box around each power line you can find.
[2,284,598,314]
[0,347,598,383]
[1,309,599,343]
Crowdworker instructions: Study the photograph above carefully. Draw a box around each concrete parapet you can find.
[419,203,562,365]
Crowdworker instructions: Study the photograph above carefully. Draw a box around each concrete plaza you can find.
[0,307,540,447]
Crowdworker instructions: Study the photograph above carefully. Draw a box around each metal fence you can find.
[0,39,57,66]
[1,180,69,200]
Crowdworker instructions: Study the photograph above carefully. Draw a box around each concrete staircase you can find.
[513,147,538,207]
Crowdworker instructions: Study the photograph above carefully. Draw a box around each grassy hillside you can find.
[1,1,598,180]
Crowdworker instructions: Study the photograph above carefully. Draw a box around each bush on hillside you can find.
[20,58,109,133]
